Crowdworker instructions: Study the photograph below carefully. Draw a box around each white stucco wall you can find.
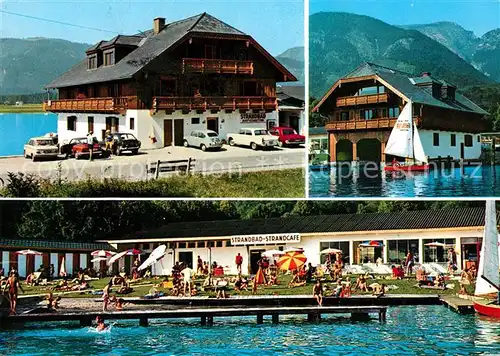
[419,130,481,160]
[57,112,129,144]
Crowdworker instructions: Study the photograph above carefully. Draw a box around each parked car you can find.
[24,137,59,161]
[111,133,141,155]
[183,130,223,151]
[269,126,305,147]
[226,128,277,150]
[59,137,102,159]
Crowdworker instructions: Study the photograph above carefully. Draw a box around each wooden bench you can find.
[146,158,196,179]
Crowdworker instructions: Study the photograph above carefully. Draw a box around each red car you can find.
[60,137,103,159]
[269,126,305,147]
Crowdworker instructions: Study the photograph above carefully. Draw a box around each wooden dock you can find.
[440,295,475,314]
[1,306,387,327]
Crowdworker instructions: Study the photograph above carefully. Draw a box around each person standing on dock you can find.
[102,280,112,312]
[235,253,243,274]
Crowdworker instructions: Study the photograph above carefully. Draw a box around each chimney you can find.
[422,72,431,77]
[153,17,165,34]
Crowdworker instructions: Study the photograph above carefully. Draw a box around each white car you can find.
[227,128,277,150]
[183,130,223,151]
[24,137,59,161]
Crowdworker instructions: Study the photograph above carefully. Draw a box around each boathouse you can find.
[312,63,489,163]
[101,207,491,275]
[45,13,297,148]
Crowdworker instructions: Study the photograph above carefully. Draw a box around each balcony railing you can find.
[182,58,254,75]
[43,96,140,113]
[326,117,398,131]
[336,93,389,107]
[153,96,277,112]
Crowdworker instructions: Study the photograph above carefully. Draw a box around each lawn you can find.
[18,273,466,299]
[3,169,306,197]
[0,104,44,113]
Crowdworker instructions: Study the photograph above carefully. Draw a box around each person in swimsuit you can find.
[313,280,323,306]
[95,316,107,331]
[102,280,112,312]
[6,271,24,315]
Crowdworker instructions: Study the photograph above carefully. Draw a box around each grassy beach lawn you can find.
[0,104,43,113]
[19,274,466,300]
[2,169,305,197]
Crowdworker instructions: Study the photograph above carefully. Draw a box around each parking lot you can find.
[0,144,305,182]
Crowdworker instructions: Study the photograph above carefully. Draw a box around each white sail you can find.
[475,200,499,296]
[413,124,428,163]
[384,101,413,159]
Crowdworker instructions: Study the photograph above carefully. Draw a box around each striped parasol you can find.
[15,249,43,256]
[277,251,307,271]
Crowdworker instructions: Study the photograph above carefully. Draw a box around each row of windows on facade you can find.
[320,239,461,264]
[338,107,401,121]
[67,116,135,132]
[136,240,235,250]
[432,132,478,147]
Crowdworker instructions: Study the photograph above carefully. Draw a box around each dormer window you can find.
[103,49,115,66]
[88,54,97,70]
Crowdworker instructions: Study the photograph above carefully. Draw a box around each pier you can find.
[1,306,387,327]
[440,295,475,314]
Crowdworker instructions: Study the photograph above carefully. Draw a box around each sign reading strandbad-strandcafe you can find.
[230,233,301,245]
[240,112,266,123]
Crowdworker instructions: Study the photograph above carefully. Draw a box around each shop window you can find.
[207,241,215,248]
[216,241,223,248]
[129,117,135,130]
[319,241,349,264]
[450,134,456,147]
[423,238,456,263]
[464,134,473,147]
[191,117,200,125]
[67,116,77,131]
[196,241,206,248]
[433,133,440,146]
[188,242,196,249]
[178,242,186,249]
[387,239,419,264]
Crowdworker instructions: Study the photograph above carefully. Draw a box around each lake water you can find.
[310,165,500,197]
[0,113,57,156]
[1,306,500,355]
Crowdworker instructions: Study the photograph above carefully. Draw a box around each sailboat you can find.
[473,200,500,317]
[383,100,429,172]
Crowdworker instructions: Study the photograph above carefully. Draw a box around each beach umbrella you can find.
[138,244,167,271]
[360,241,384,247]
[320,248,342,255]
[283,247,304,253]
[15,249,43,256]
[424,242,448,247]
[261,250,285,257]
[91,250,116,257]
[127,248,142,255]
[59,257,67,277]
[91,257,107,263]
[277,251,307,271]
[107,250,128,265]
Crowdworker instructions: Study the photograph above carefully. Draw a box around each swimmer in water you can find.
[95,316,107,331]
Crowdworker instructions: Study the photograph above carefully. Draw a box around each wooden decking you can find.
[440,295,475,314]
[1,306,387,327]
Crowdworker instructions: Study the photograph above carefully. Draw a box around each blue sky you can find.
[0,0,304,55]
[311,0,500,37]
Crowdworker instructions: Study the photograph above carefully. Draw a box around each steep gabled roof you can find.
[314,62,488,115]
[47,13,295,88]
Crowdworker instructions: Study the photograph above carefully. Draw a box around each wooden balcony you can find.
[182,58,254,75]
[336,93,389,107]
[326,118,398,131]
[153,96,277,112]
[43,96,140,113]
